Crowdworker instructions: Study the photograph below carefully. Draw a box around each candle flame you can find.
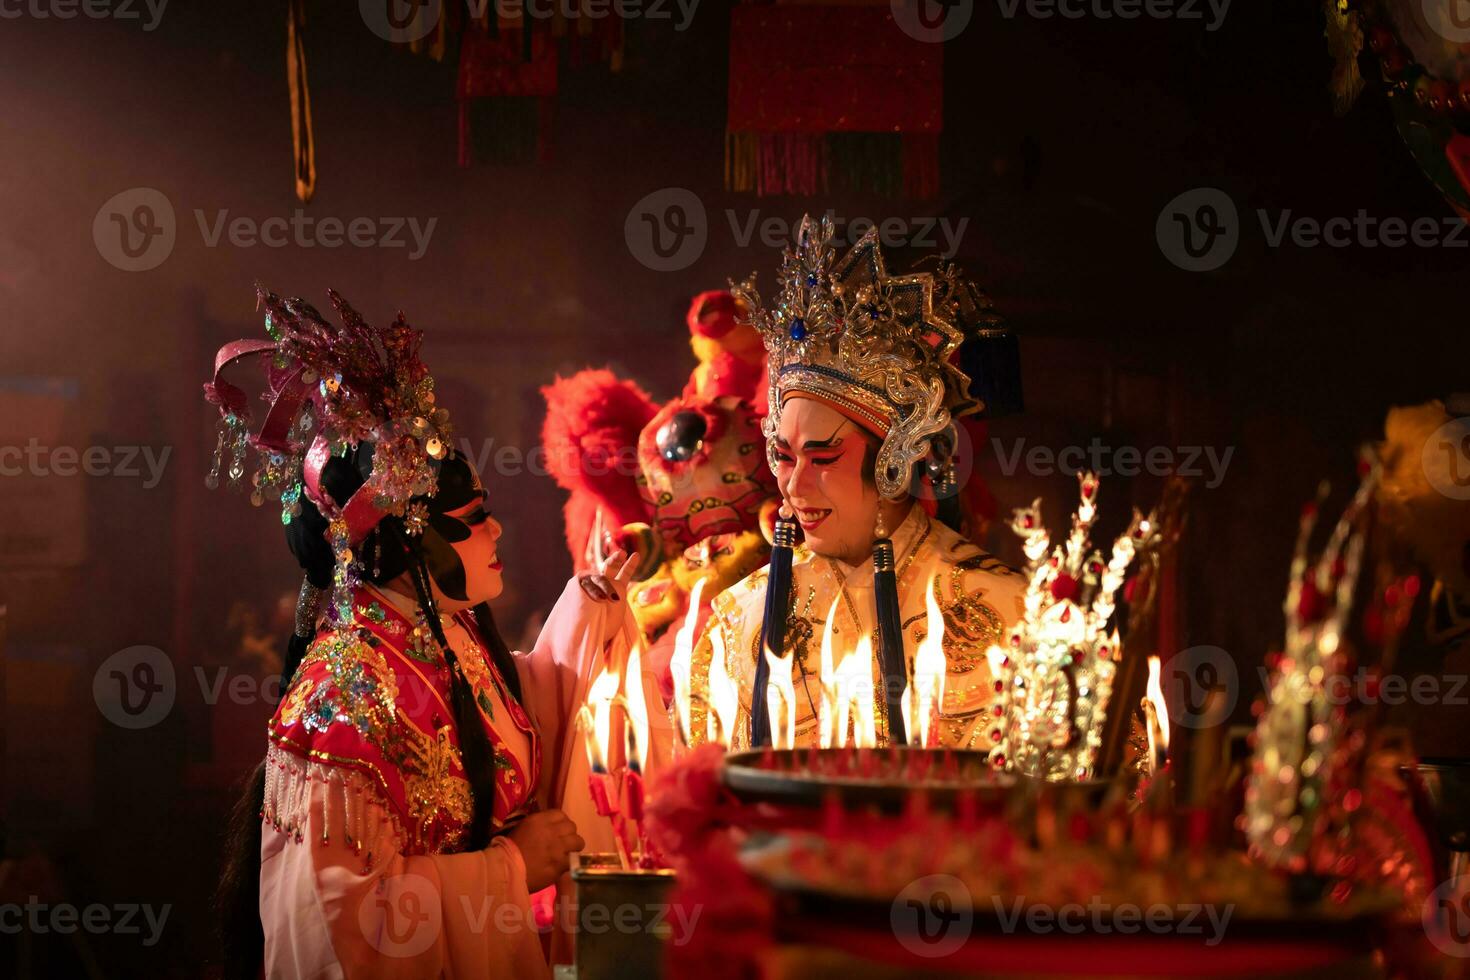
[669,578,707,746]
[1145,655,1170,753]
[839,633,878,749]
[905,577,948,748]
[584,665,620,772]
[764,642,797,750]
[818,598,841,748]
[624,639,650,772]
[706,621,739,747]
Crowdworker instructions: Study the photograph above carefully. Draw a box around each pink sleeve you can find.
[513,580,675,855]
[259,768,549,980]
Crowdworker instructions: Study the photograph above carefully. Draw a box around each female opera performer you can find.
[206,286,651,979]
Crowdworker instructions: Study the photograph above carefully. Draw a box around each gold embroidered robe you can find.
[690,504,1026,750]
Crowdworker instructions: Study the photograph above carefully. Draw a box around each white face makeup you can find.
[432,493,505,612]
[772,397,890,565]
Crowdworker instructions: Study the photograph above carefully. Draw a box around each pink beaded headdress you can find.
[202,285,453,621]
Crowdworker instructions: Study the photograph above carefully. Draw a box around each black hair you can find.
[217,445,519,979]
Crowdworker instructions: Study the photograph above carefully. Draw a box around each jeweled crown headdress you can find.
[203,285,452,621]
[732,214,980,499]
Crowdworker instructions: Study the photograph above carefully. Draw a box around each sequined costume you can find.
[690,214,1025,749]
[689,502,1023,749]
[259,577,650,978]
[205,286,660,978]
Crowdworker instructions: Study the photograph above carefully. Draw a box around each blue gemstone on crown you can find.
[805,274,818,287]
[790,318,807,341]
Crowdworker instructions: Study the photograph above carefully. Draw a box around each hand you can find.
[506,809,585,893]
[577,548,640,605]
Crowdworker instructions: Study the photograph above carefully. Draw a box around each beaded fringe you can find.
[262,744,405,871]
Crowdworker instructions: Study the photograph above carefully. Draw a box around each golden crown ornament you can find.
[732,214,979,500]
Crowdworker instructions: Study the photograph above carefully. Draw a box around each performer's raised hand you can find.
[577,547,641,604]
[507,809,586,893]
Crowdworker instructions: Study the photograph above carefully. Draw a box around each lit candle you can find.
[1142,655,1170,779]
[706,624,739,747]
[764,642,797,750]
[668,578,707,747]
[905,577,947,748]
[818,598,840,749]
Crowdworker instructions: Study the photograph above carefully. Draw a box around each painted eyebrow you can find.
[775,421,849,452]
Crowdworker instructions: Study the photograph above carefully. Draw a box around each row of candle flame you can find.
[578,573,1172,779]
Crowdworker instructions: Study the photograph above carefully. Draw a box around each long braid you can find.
[401,544,499,850]
[472,603,522,704]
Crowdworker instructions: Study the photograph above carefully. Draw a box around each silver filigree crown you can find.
[732,214,979,499]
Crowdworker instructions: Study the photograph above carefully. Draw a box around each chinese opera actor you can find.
[207,287,657,979]
[690,216,1026,751]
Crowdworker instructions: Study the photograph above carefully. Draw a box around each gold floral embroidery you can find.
[403,726,474,833]
[279,671,315,727]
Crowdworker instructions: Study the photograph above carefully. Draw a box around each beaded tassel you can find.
[752,512,798,747]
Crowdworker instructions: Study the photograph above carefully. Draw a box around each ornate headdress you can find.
[203,285,453,622]
[732,214,987,500]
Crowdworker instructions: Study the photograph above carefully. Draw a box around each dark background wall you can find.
[0,0,1464,974]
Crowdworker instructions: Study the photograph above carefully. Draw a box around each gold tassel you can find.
[287,0,316,203]
[726,131,757,193]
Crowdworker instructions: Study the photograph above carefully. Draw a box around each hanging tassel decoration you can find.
[873,533,909,745]
[751,511,798,747]
[286,0,316,203]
